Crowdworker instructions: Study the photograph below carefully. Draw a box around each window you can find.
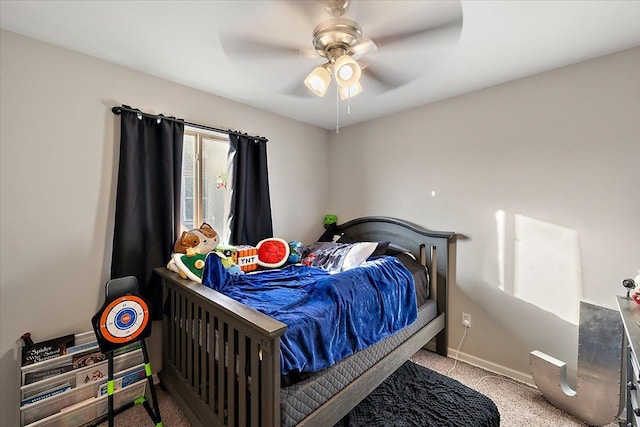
[180,127,230,242]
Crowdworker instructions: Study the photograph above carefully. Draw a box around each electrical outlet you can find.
[462,313,471,328]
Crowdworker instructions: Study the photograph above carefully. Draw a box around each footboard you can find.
[155,268,287,427]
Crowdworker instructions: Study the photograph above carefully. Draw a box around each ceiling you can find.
[2,0,640,130]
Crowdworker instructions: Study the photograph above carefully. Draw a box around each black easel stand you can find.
[139,339,162,426]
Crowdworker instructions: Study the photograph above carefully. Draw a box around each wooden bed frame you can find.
[155,216,455,427]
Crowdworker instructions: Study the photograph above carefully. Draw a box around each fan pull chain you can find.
[335,81,340,134]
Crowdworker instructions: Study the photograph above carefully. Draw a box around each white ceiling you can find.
[2,0,640,130]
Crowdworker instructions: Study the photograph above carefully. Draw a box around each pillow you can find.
[342,242,379,270]
[393,252,430,305]
[336,235,390,257]
[302,242,378,272]
[384,245,417,260]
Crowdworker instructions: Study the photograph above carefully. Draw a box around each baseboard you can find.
[450,349,536,388]
[423,341,537,388]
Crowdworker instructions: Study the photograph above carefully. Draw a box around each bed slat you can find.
[250,340,260,427]
[238,331,247,427]
[160,274,286,426]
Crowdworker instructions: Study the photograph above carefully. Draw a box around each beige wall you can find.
[329,46,640,382]
[0,30,329,426]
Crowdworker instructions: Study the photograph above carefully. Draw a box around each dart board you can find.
[92,294,151,353]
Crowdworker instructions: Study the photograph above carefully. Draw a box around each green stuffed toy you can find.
[167,252,208,282]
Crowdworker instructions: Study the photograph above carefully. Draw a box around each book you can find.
[72,351,107,369]
[120,367,146,387]
[76,363,109,386]
[113,341,141,356]
[21,382,72,406]
[67,341,99,355]
[96,365,146,397]
[21,334,75,366]
[23,365,74,385]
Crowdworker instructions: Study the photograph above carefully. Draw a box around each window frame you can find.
[182,126,230,240]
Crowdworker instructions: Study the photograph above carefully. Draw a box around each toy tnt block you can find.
[235,245,258,272]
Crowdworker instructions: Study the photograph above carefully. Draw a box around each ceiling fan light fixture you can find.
[333,54,361,87]
[339,82,363,100]
[304,65,332,97]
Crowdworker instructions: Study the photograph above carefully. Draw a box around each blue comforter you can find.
[202,255,417,376]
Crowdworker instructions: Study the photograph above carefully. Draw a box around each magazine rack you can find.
[91,276,162,427]
[19,331,145,427]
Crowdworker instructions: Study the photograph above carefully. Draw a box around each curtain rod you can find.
[111,105,268,142]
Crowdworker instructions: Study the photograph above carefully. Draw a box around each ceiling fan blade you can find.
[362,62,415,91]
[351,39,377,60]
[220,34,316,61]
[282,83,317,98]
[283,0,327,25]
[278,70,319,98]
[372,14,462,49]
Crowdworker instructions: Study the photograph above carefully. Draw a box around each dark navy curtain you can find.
[228,133,273,246]
[110,108,184,319]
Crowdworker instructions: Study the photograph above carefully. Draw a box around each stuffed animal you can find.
[173,223,219,255]
[212,244,245,275]
[288,241,303,263]
[214,244,238,263]
[256,237,290,269]
[167,223,220,283]
[167,253,208,282]
[324,214,338,226]
[235,245,259,272]
[217,252,243,275]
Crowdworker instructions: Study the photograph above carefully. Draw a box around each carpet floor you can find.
[99,349,619,426]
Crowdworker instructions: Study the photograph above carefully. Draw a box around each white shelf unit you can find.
[19,331,147,427]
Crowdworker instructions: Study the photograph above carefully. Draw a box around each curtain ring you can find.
[137,113,142,120]
[156,117,161,124]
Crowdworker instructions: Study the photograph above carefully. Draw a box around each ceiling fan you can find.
[220,0,463,99]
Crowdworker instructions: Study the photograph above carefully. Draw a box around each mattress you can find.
[280,300,438,426]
